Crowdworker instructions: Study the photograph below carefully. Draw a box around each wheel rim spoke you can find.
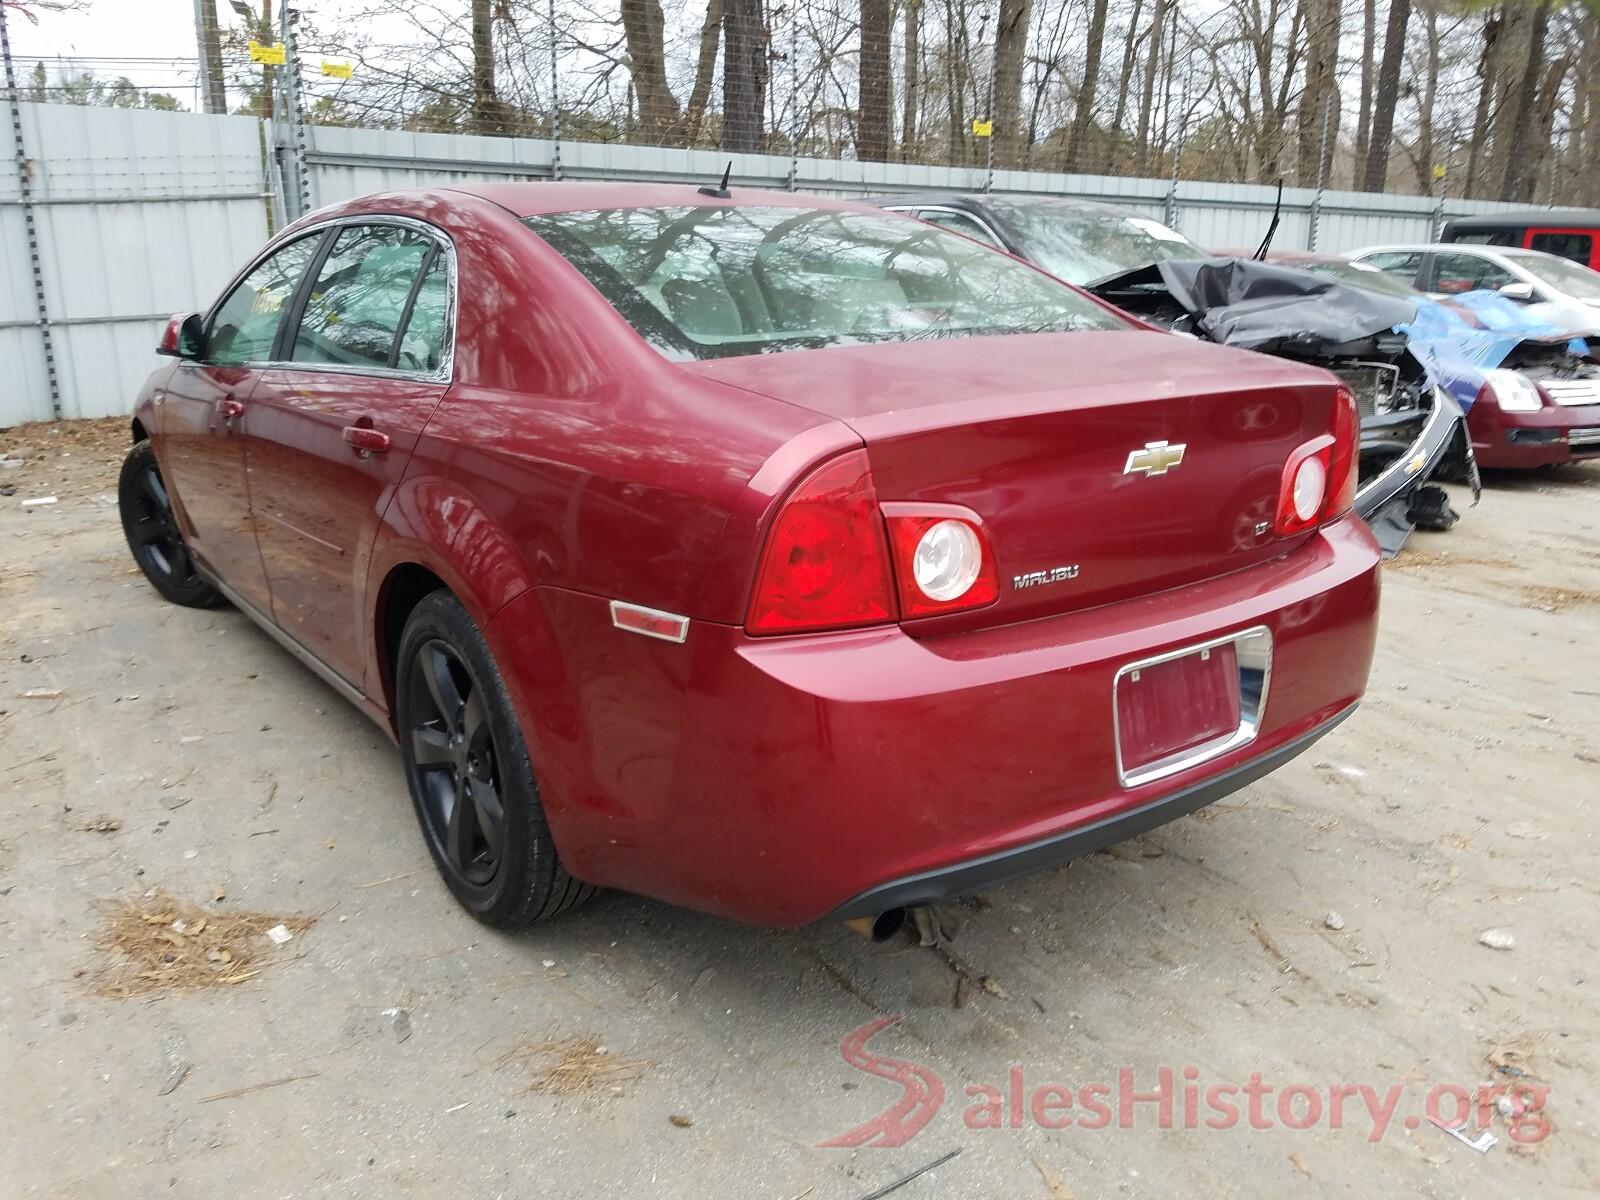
[445,778,481,872]
[422,644,465,733]
[132,514,166,545]
[411,723,453,768]
[461,687,489,749]
[472,777,504,857]
[141,468,170,513]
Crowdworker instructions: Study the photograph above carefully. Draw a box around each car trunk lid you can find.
[690,330,1343,627]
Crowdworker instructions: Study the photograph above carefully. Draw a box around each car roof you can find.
[1445,208,1600,230]
[448,181,881,217]
[861,191,1131,218]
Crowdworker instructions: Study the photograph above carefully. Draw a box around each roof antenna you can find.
[1253,178,1284,261]
[698,160,733,199]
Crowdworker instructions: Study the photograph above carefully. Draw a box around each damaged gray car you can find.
[868,194,1478,554]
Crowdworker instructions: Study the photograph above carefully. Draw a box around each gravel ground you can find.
[2,418,1598,1199]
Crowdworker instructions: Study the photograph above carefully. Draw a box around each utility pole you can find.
[193,0,227,113]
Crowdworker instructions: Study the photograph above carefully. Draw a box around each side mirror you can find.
[157,312,206,359]
[1497,281,1536,303]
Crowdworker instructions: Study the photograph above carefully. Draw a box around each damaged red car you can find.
[120,184,1380,930]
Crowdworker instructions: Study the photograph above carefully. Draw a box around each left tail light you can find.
[746,450,896,635]
[1274,386,1358,537]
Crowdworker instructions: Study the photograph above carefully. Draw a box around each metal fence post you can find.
[981,6,995,193]
[547,0,562,181]
[1164,55,1192,231]
[1307,94,1330,251]
[786,7,799,191]
[281,3,311,218]
[1,3,61,421]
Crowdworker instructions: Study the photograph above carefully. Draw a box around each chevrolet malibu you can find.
[120,184,1381,931]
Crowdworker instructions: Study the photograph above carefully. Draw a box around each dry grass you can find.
[92,890,315,998]
[496,1035,647,1097]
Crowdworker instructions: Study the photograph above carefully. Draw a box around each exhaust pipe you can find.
[844,907,907,943]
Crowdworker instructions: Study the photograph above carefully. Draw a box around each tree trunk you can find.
[1463,10,1502,198]
[1066,0,1110,171]
[195,0,226,114]
[1522,56,1571,202]
[1105,0,1145,172]
[1498,0,1551,200]
[858,0,893,160]
[470,0,505,134]
[1361,0,1411,191]
[991,0,1031,167]
[1295,0,1340,186]
[1354,0,1375,166]
[620,0,681,140]
[901,0,921,157]
[722,0,767,152]
[1135,0,1168,172]
[681,0,724,145]
[1411,3,1441,194]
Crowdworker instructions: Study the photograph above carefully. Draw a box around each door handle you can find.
[219,397,245,420]
[343,425,392,455]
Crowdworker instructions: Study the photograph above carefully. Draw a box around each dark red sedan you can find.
[120,184,1380,930]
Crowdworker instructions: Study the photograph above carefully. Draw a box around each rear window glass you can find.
[524,205,1125,361]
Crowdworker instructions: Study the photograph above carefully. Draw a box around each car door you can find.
[156,233,326,614]
[1426,250,1519,296]
[243,220,454,687]
[1526,228,1597,271]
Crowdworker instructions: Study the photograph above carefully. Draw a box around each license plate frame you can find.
[1113,626,1273,789]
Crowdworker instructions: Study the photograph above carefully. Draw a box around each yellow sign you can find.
[321,61,353,79]
[1433,164,1447,180]
[248,40,287,65]
[971,118,993,138]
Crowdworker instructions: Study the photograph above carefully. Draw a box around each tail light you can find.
[883,505,999,619]
[1275,387,1358,536]
[746,450,896,635]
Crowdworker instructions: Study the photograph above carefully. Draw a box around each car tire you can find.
[396,590,595,928]
[118,440,225,609]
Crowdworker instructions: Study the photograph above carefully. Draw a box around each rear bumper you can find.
[492,517,1381,927]
[1469,397,1600,467]
[832,703,1355,918]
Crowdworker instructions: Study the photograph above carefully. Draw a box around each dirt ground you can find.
[3,418,1598,1199]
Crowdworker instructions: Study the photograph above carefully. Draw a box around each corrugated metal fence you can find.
[0,100,1567,428]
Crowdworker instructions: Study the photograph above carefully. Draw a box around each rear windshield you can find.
[984,200,1207,285]
[524,205,1125,361]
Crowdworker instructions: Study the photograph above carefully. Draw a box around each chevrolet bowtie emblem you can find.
[1123,440,1187,477]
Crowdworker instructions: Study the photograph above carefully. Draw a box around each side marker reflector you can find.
[610,601,689,644]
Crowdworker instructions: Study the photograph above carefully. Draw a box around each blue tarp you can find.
[1398,291,1591,411]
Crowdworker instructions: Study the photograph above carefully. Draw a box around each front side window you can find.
[1513,250,1600,301]
[207,235,323,366]
[985,201,1206,285]
[394,254,451,373]
[524,205,1125,361]
[292,224,438,369]
[1430,252,1517,295]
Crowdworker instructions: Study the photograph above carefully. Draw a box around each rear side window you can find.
[207,235,322,365]
[1529,231,1594,266]
[292,225,437,369]
[394,254,450,373]
[1358,251,1423,285]
[1430,252,1517,295]
[917,209,1002,248]
[525,205,1124,361]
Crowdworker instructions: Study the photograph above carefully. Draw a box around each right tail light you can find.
[1275,386,1358,536]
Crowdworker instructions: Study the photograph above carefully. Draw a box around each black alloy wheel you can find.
[118,441,223,607]
[407,639,506,887]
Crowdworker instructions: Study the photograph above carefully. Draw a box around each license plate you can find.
[1114,628,1272,788]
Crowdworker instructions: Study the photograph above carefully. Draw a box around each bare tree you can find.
[991,0,1031,166]
[1362,0,1411,190]
[620,0,680,138]
[858,0,892,159]
[722,0,768,151]
[901,0,922,157]
[1066,0,1109,170]
[1135,0,1168,171]
[1294,0,1340,185]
